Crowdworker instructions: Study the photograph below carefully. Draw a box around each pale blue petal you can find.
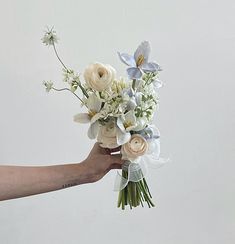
[118,52,136,66]
[116,128,131,145]
[136,127,154,140]
[134,41,150,63]
[126,88,135,97]
[153,63,162,71]
[127,67,142,79]
[116,117,125,132]
[87,121,99,139]
[135,92,143,106]
[141,62,157,72]
[146,62,162,71]
[126,98,137,110]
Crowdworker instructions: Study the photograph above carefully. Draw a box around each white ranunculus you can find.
[97,121,119,149]
[121,134,148,160]
[84,63,116,92]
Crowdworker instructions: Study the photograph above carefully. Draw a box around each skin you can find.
[0,143,123,201]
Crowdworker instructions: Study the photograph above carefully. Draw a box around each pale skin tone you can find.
[0,143,123,201]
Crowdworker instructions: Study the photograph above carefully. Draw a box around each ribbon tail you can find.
[144,154,170,169]
[113,170,129,192]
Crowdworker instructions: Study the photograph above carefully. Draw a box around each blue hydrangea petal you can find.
[118,52,136,66]
[127,67,142,79]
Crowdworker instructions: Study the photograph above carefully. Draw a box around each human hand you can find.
[81,143,124,183]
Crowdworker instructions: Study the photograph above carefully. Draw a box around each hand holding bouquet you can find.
[42,27,167,210]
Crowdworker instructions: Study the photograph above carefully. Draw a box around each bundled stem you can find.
[117,169,155,210]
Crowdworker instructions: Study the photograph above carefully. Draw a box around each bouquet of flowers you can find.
[42,27,167,210]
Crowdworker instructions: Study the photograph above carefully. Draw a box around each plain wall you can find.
[0,0,234,243]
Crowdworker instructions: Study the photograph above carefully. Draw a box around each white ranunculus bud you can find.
[84,63,116,92]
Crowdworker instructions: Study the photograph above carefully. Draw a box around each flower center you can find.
[88,110,97,118]
[124,121,133,129]
[136,54,145,67]
[98,68,104,78]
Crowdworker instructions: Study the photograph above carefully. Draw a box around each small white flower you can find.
[43,81,53,92]
[73,94,102,139]
[63,69,80,84]
[42,27,58,46]
[117,110,137,132]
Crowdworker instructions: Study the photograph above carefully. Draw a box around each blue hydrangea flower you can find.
[118,41,161,79]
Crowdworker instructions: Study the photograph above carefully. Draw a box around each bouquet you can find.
[42,27,167,210]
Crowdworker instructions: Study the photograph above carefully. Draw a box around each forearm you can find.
[0,162,89,201]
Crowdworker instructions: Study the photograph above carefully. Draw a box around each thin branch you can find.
[52,87,85,105]
[52,43,68,71]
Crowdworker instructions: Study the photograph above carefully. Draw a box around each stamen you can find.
[88,110,97,118]
[124,121,133,128]
[136,54,145,67]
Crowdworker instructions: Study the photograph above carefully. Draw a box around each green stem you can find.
[127,183,132,209]
[121,189,125,210]
[52,43,68,71]
[78,84,89,98]
[131,182,135,207]
[137,183,151,207]
[143,177,152,198]
[132,79,136,90]
[117,191,122,208]
[136,184,144,207]
[139,180,155,207]
[52,42,89,99]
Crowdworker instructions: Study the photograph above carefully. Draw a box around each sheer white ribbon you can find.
[113,155,169,191]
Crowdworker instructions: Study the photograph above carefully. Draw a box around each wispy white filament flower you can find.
[42,27,59,46]
[43,81,53,92]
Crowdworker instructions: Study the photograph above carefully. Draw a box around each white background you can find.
[0,0,234,243]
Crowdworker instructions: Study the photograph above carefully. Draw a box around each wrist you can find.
[78,160,97,184]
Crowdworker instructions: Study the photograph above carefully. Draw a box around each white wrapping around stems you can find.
[113,155,169,192]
